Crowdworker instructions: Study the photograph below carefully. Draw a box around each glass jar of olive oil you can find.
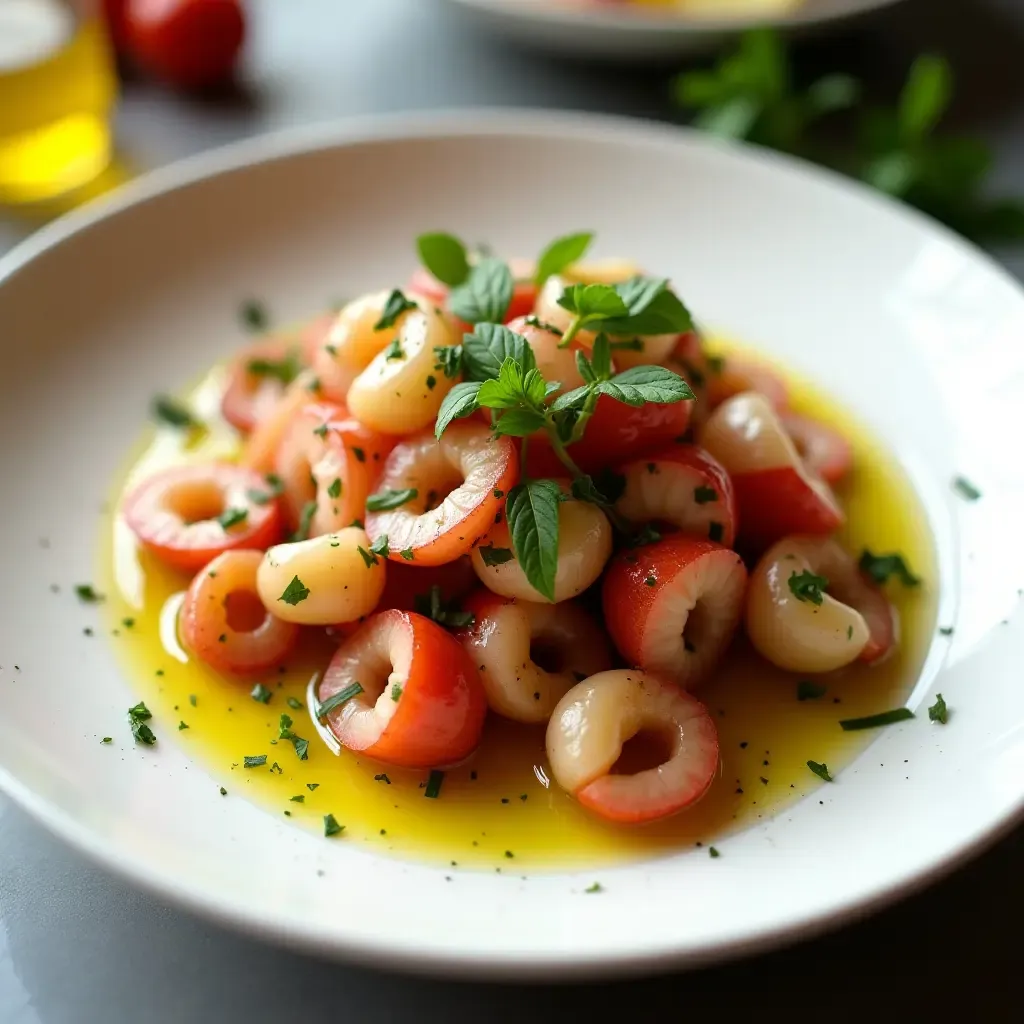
[0,0,117,205]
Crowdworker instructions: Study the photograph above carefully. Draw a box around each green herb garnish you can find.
[374,289,418,331]
[323,814,345,837]
[128,702,156,745]
[788,570,828,605]
[839,708,915,731]
[807,760,833,782]
[797,681,827,702]
[250,683,272,704]
[859,550,921,587]
[953,476,981,501]
[424,770,445,799]
[244,754,267,768]
[217,507,248,531]
[240,300,268,331]
[279,575,310,605]
[316,682,364,719]
[75,583,104,603]
[928,693,949,724]
[152,395,199,429]
[478,544,514,567]
[366,488,418,512]
[413,585,475,629]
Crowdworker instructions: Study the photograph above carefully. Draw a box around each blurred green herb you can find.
[673,31,1024,244]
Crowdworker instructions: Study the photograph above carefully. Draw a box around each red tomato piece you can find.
[567,392,693,473]
[317,610,487,768]
[701,392,843,552]
[179,550,299,674]
[614,444,738,548]
[126,0,245,90]
[781,412,854,485]
[123,463,283,572]
[602,535,747,690]
[365,423,518,566]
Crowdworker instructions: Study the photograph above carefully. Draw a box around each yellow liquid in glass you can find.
[0,5,116,205]
[100,342,937,872]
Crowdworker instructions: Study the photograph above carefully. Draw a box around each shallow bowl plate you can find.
[443,0,906,59]
[1,110,1023,979]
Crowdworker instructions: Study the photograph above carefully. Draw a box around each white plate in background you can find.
[0,110,1022,978]
[443,0,906,59]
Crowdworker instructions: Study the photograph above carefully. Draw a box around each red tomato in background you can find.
[102,0,131,52]
[126,0,245,90]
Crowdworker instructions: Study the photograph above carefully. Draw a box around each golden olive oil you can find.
[100,343,937,871]
[0,4,116,204]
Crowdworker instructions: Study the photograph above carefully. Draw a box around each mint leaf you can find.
[549,385,592,414]
[535,231,594,287]
[899,54,952,143]
[493,408,547,437]
[570,475,611,507]
[557,283,628,321]
[575,349,597,385]
[374,289,418,331]
[601,281,694,336]
[462,323,536,382]
[597,365,694,407]
[589,334,613,381]
[435,381,482,438]
[449,258,513,325]
[416,232,470,287]
[506,480,561,602]
[478,359,526,410]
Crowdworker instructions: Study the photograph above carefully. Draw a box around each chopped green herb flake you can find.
[709,847,720,858]
[357,546,378,569]
[400,547,415,561]
[953,476,981,501]
[366,488,418,512]
[584,882,603,893]
[323,814,345,837]
[244,754,267,768]
[189,694,197,707]
[178,721,189,731]
[286,696,303,710]
[152,395,199,429]
[250,683,272,704]
[352,447,365,463]
[374,773,392,785]
[246,350,300,385]
[390,683,404,701]
[797,681,827,701]
[279,575,310,605]
[807,760,833,782]
[317,682,364,719]
[839,707,915,731]
[217,507,248,531]
[290,795,305,803]
[426,375,437,391]
[425,770,445,799]
[859,550,921,587]
[789,569,828,605]
[383,338,405,361]
[694,485,718,504]
[374,289,418,331]
[75,584,104,603]
[939,626,954,636]
[479,544,514,567]
[327,478,342,499]
[307,783,320,791]
[240,300,268,331]
[928,693,949,724]
[369,534,390,558]
[101,737,112,744]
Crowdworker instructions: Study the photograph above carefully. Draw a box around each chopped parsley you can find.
[839,707,914,731]
[240,299,269,331]
[708,847,720,858]
[584,882,603,893]
[243,754,267,768]
[693,485,718,504]
[400,547,415,561]
[366,488,418,512]
[858,550,921,587]
[217,507,248,531]
[323,814,345,837]
[290,795,305,803]
[75,583,104,603]
[433,345,463,379]
[316,681,364,718]
[178,721,189,731]
[479,544,514,567]
[100,737,112,744]
[246,350,300,384]
[307,783,320,791]
[352,447,365,463]
[807,760,833,782]
[952,476,981,501]
[374,773,392,784]
[426,375,437,390]
[369,534,390,558]
[286,696,303,710]
[374,289,418,331]
[152,395,199,429]
[390,683,403,701]
[424,770,445,799]
[383,338,405,361]
[357,546,378,568]
[279,575,310,605]
[797,681,827,701]
[788,569,828,605]
[250,683,272,704]
[327,478,342,499]
[128,702,156,745]
[928,693,949,724]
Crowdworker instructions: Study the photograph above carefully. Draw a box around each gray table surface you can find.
[3,0,1024,1019]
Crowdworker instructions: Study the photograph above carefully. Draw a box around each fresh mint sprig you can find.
[434,313,693,598]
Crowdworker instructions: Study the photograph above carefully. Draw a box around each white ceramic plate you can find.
[443,0,906,59]
[2,110,1024,979]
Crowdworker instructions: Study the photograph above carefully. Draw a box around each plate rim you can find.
[443,0,907,35]
[2,107,1023,979]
